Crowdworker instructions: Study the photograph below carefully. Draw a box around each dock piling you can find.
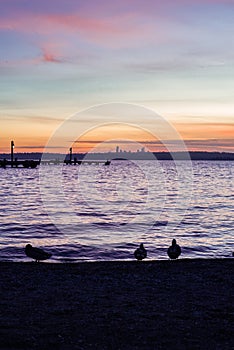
[69,147,72,164]
[11,141,14,168]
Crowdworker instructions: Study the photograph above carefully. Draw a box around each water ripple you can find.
[0,161,233,261]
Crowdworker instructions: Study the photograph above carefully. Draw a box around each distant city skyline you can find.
[115,146,146,153]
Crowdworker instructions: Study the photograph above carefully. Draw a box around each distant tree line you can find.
[0,151,233,161]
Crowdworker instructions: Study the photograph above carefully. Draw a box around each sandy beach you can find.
[0,259,233,350]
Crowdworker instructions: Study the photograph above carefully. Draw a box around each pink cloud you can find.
[41,50,61,63]
[40,42,65,63]
[0,12,166,48]
[0,1,231,50]
[0,43,64,66]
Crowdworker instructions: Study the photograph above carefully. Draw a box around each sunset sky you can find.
[0,0,233,153]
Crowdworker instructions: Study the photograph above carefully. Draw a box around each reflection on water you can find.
[0,160,233,262]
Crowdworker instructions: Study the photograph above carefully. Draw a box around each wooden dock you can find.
[63,159,111,166]
[0,142,111,168]
[0,159,111,168]
[0,159,40,168]
[40,159,111,165]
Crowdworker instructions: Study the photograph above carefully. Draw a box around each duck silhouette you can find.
[25,244,52,262]
[134,243,147,261]
[167,239,181,259]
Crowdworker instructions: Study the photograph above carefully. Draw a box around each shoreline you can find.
[0,256,233,263]
[1,259,233,349]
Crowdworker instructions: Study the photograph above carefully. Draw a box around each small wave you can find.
[153,221,168,227]
[93,222,117,227]
[183,245,213,253]
[193,206,207,209]
[181,221,198,225]
[76,212,107,217]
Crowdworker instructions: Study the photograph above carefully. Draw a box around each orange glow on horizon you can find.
[1,120,233,153]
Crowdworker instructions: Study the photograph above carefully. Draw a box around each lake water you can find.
[0,160,233,262]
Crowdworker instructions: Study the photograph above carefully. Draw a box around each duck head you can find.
[25,244,32,250]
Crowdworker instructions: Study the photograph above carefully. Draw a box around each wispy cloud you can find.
[0,115,65,124]
[1,0,232,61]
[125,58,232,73]
[0,12,156,49]
[73,138,234,148]
[40,45,64,63]
[15,145,67,149]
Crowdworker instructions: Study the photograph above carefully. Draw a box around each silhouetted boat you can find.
[167,239,181,259]
[134,243,147,260]
[25,244,52,262]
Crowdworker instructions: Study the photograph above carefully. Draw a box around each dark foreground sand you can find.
[0,259,233,350]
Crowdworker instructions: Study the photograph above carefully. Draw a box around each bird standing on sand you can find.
[167,239,181,259]
[134,243,147,261]
[25,244,52,262]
